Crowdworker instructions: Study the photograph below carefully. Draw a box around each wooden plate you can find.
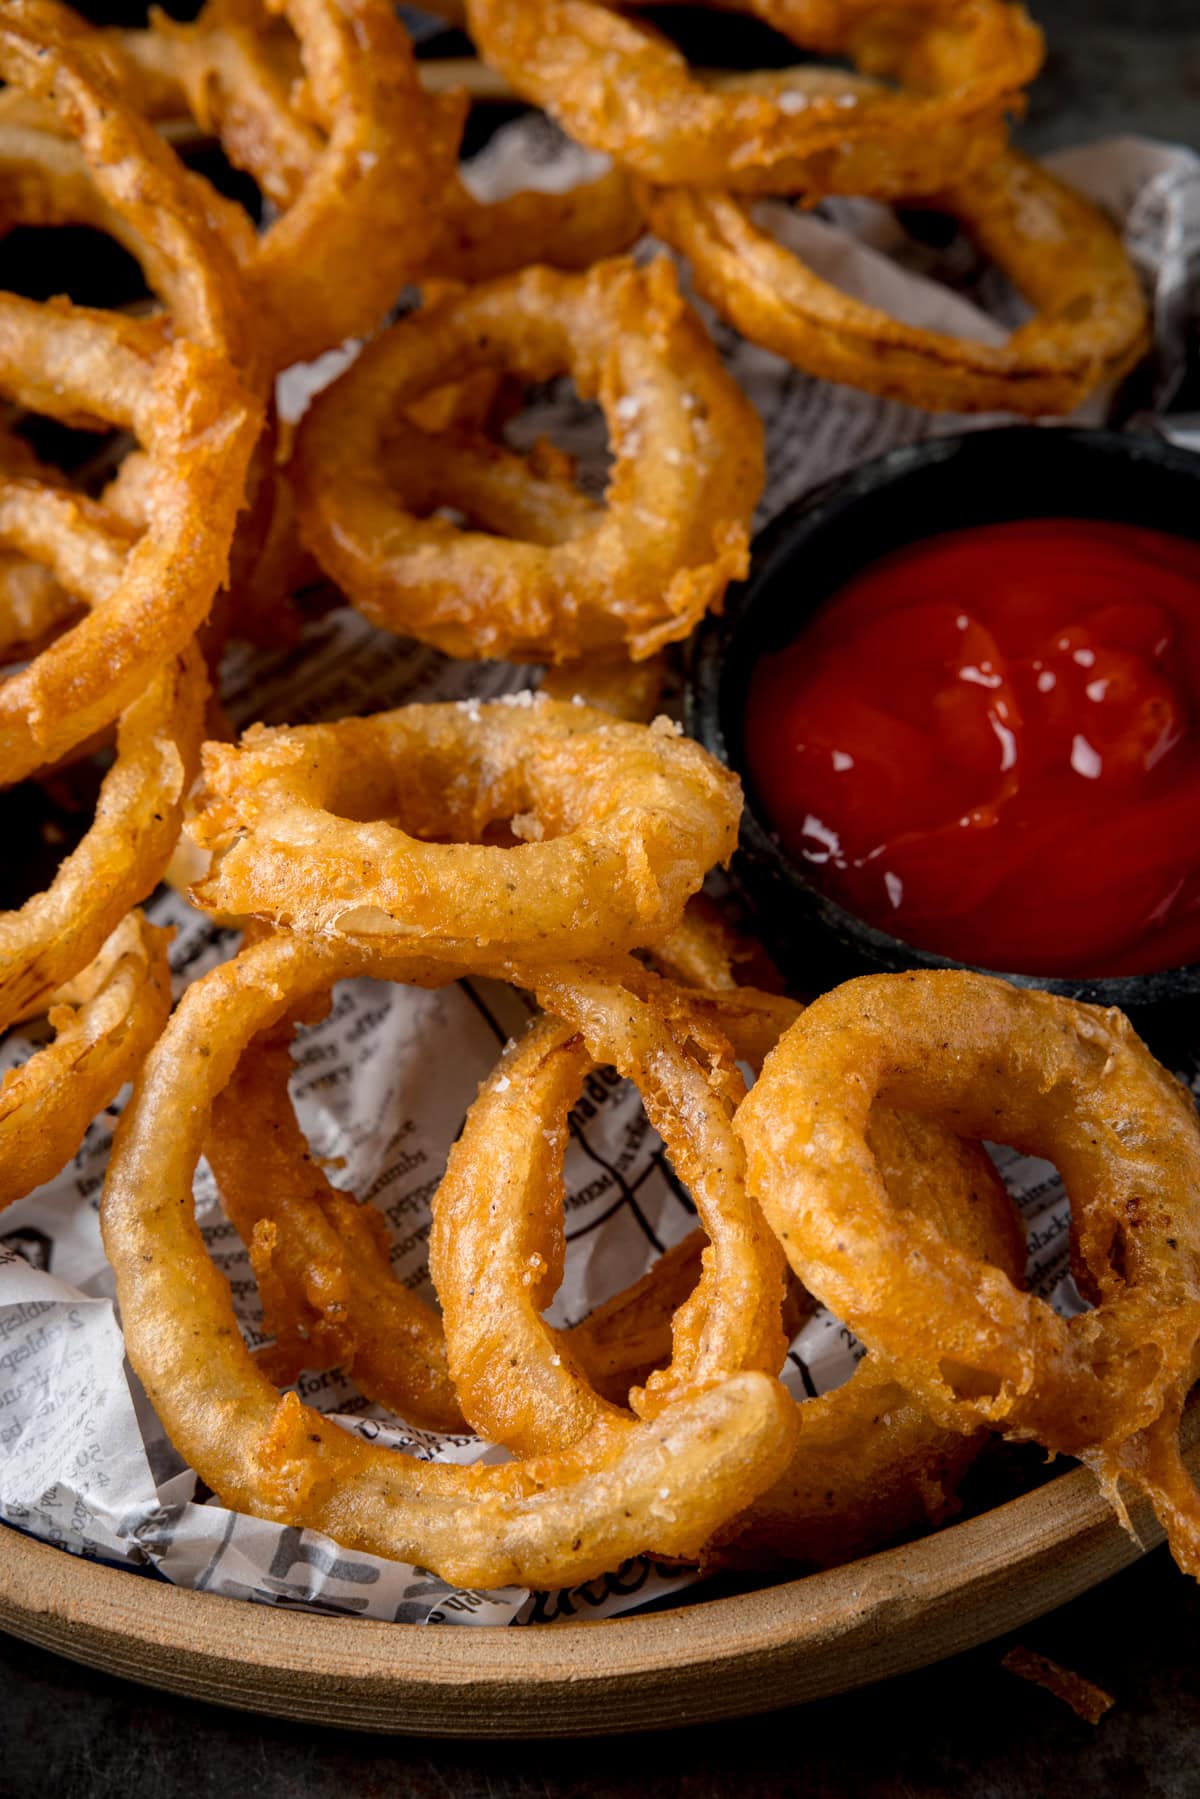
[2,1402,1197,1736]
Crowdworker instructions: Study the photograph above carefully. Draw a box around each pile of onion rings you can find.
[101,930,801,1589]
[1,0,1195,1623]
[449,0,1147,416]
[0,1,253,1202]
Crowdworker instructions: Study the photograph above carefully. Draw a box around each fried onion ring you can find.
[561,1230,735,1408]
[426,161,643,284]
[205,1017,465,1434]
[287,257,764,663]
[0,1,463,372]
[188,697,741,960]
[436,961,1025,1569]
[0,20,184,131]
[0,8,259,778]
[639,147,1149,415]
[715,1105,1024,1569]
[630,981,1025,1570]
[0,644,205,1032]
[0,432,90,666]
[0,4,248,360]
[0,315,252,781]
[431,971,787,1458]
[737,970,1200,1575]
[0,910,171,1211]
[464,0,1041,198]
[207,979,790,1429]
[101,929,800,1587]
[154,0,465,371]
[41,1,985,339]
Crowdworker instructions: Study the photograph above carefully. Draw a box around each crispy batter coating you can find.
[640,148,1149,414]
[0,912,172,1211]
[207,977,791,1431]
[714,1107,1025,1569]
[188,697,741,961]
[465,0,1041,198]
[155,0,465,371]
[425,162,643,284]
[738,971,1200,1576]
[101,930,801,1588]
[287,257,764,663]
[438,959,1025,1570]
[206,1017,465,1433]
[0,646,204,1032]
[432,972,787,1458]
[0,9,259,781]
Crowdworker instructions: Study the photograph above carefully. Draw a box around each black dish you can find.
[686,425,1200,1032]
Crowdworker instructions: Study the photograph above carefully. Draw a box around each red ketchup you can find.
[744,518,1200,977]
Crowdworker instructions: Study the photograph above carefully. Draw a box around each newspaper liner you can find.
[2,125,1199,1629]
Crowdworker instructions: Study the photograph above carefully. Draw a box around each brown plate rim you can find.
[2,1400,1196,1737]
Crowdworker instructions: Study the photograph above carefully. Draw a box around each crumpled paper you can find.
[2,121,1199,1625]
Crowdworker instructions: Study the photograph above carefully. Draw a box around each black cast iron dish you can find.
[686,426,1200,1032]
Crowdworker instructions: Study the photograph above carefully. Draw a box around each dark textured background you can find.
[4,4,1200,1792]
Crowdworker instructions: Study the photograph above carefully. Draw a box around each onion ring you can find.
[736,970,1200,1575]
[639,147,1149,415]
[206,1029,761,1430]
[0,8,259,778]
[464,0,1042,198]
[0,1,463,372]
[561,1230,733,1408]
[431,969,787,1458]
[0,310,252,781]
[531,671,781,1004]
[0,643,205,1032]
[188,696,741,961]
[206,981,788,1429]
[101,929,801,1587]
[156,0,465,371]
[205,1017,465,1434]
[0,21,184,131]
[99,407,316,654]
[0,82,309,654]
[0,556,79,667]
[286,256,764,663]
[426,161,643,284]
[0,432,89,667]
[551,945,802,1411]
[0,5,248,361]
[611,980,1025,1570]
[714,1105,1025,1569]
[436,959,1026,1569]
[0,910,171,1211]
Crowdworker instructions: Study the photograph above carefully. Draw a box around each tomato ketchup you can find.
[744,518,1200,977]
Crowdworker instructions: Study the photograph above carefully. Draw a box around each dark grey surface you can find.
[1021,11,1200,155]
[4,5,1200,1794]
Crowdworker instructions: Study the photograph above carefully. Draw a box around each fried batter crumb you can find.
[1001,1646,1115,1724]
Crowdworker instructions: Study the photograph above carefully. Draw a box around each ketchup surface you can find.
[745,518,1200,977]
